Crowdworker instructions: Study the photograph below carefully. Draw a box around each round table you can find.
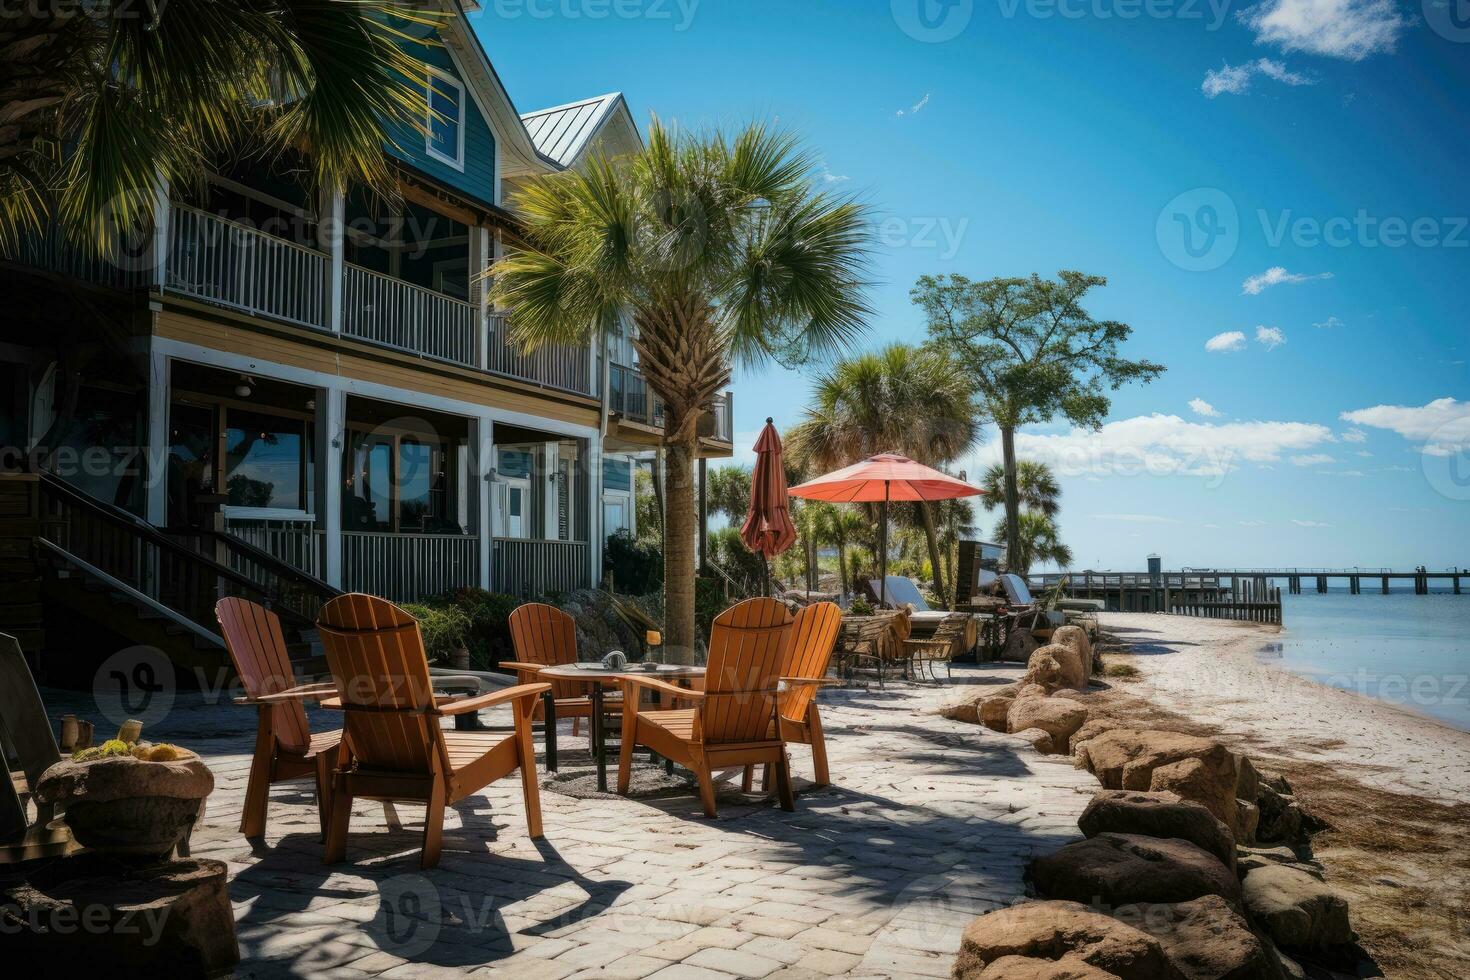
[538,663,705,792]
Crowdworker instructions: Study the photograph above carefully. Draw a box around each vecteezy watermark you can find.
[1156,188,1239,272]
[93,645,176,730]
[995,0,1232,30]
[484,0,700,31]
[1421,420,1470,502]
[370,874,444,958]
[0,899,171,944]
[891,0,975,42]
[875,216,971,260]
[1259,209,1469,249]
[1423,0,1470,43]
[0,0,170,21]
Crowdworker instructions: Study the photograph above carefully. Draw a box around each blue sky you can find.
[470,0,1470,571]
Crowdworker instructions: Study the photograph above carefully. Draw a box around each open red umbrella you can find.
[789,453,982,607]
[740,418,797,594]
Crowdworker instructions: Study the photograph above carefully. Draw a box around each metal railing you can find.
[343,263,479,367]
[224,520,326,580]
[12,228,151,289]
[608,363,733,441]
[166,204,331,330]
[342,532,477,602]
[487,314,592,394]
[711,392,733,442]
[493,538,590,596]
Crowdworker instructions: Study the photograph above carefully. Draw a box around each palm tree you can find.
[706,465,752,524]
[994,511,1073,579]
[786,343,978,602]
[1,2,439,254]
[815,504,867,597]
[490,121,873,651]
[979,460,1060,517]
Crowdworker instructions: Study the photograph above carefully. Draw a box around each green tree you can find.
[994,511,1073,579]
[912,271,1163,571]
[978,460,1061,518]
[706,465,751,524]
[634,467,661,546]
[786,343,978,602]
[491,121,872,652]
[1,1,439,253]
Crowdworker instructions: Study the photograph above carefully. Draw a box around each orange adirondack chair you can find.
[617,597,795,817]
[501,602,620,739]
[217,597,343,839]
[742,600,842,792]
[315,594,550,869]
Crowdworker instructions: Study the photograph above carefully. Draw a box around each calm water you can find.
[1262,590,1470,731]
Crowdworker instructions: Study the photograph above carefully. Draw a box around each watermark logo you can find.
[93,645,175,730]
[1157,188,1238,272]
[892,0,975,42]
[371,874,443,957]
[485,0,700,31]
[875,216,971,260]
[1424,0,1470,43]
[1421,421,1470,501]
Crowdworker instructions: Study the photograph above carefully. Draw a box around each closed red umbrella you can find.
[789,453,982,606]
[740,418,797,594]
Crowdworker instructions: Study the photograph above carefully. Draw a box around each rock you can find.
[35,751,214,858]
[1051,625,1094,675]
[1235,800,1259,847]
[1012,727,1056,755]
[1030,833,1243,908]
[1076,731,1244,836]
[1236,854,1325,882]
[1259,770,1293,796]
[1241,865,1353,951]
[953,900,1183,980]
[942,691,984,724]
[1114,895,1284,980]
[982,695,1016,732]
[1147,756,1242,837]
[1008,696,1088,753]
[0,854,239,974]
[1077,791,1237,870]
[973,954,1115,979]
[1023,649,1064,692]
[1255,785,1304,845]
[1003,628,1040,663]
[1031,642,1088,690]
[1235,755,1260,804]
[1069,718,1116,757]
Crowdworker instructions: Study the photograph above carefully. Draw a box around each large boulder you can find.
[971,955,1115,979]
[1023,649,1064,692]
[1241,865,1353,952]
[942,689,987,724]
[1077,791,1237,870]
[1077,730,1244,835]
[1002,628,1040,663]
[1030,833,1243,909]
[1008,696,1088,753]
[1114,895,1284,980]
[1255,784,1307,846]
[982,694,1016,732]
[1051,625,1094,675]
[1012,727,1056,755]
[953,900,1183,980]
[1028,642,1087,690]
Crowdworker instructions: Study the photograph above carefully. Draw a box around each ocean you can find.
[1261,589,1470,732]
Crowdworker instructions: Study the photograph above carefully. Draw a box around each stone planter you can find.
[35,750,214,859]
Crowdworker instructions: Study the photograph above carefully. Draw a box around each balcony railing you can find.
[342,532,477,602]
[343,263,479,367]
[493,538,590,596]
[608,363,733,442]
[487,314,591,394]
[167,204,331,330]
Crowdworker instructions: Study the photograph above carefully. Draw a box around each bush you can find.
[445,587,520,669]
[403,602,473,663]
[604,529,662,595]
[848,596,874,617]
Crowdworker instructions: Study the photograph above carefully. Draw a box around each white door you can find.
[500,476,531,538]
[603,496,629,537]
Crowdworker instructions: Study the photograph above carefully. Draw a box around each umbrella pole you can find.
[879,481,889,608]
[762,553,770,597]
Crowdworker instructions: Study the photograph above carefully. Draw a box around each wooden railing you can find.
[343,263,479,366]
[487,314,592,394]
[493,538,590,596]
[166,204,330,330]
[341,532,477,602]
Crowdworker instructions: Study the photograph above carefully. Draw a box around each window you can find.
[603,458,631,493]
[425,67,464,169]
[224,409,308,512]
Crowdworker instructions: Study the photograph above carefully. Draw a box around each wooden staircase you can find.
[0,475,47,656]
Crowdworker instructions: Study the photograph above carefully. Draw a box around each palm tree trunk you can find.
[662,426,699,658]
[1000,424,1020,573]
[918,502,946,604]
[835,534,849,597]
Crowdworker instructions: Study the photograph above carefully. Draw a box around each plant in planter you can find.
[35,739,213,859]
[403,602,474,669]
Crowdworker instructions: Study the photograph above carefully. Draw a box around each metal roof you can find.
[520,93,625,167]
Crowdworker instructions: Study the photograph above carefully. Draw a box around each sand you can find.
[1096,612,1470,806]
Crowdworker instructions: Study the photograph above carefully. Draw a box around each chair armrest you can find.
[780,676,840,688]
[620,675,706,702]
[233,682,338,706]
[498,661,544,674]
[435,682,552,716]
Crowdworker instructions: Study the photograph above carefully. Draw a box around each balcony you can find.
[607,362,733,444]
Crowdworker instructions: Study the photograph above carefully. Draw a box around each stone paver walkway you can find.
[168,666,1098,978]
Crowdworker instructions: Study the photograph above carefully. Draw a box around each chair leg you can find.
[421,776,446,870]
[760,764,772,792]
[740,765,754,792]
[381,801,402,831]
[695,763,718,819]
[241,712,274,838]
[773,751,795,812]
[323,776,351,864]
[807,706,830,787]
[572,717,581,738]
[514,696,544,838]
[314,753,334,841]
[616,693,638,795]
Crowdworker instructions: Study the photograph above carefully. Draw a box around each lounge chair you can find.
[617,597,796,818]
[743,601,842,791]
[501,602,622,765]
[0,632,77,863]
[868,576,952,627]
[315,594,550,869]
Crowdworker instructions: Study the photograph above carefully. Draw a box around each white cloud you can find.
[896,93,930,117]
[1341,428,1367,442]
[1202,58,1314,98]
[1255,325,1287,350]
[1238,520,1270,527]
[1355,450,1373,458]
[1090,514,1184,524]
[1291,519,1335,528]
[1340,397,1470,456]
[1241,0,1407,61]
[1290,453,1335,466]
[1313,315,1345,329]
[1189,397,1221,417]
[980,414,1335,481]
[818,167,849,184]
[1242,266,1334,295]
[1202,522,1221,529]
[1206,331,1247,353]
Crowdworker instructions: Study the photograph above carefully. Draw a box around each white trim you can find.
[425,65,467,172]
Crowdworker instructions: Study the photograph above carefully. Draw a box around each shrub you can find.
[403,602,473,663]
[848,596,874,616]
[604,528,662,595]
[444,588,520,669]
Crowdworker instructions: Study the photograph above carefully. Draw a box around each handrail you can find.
[208,527,342,600]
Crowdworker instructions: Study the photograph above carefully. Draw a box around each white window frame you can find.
[424,65,466,171]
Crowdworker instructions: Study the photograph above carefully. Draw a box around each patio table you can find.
[538,663,705,792]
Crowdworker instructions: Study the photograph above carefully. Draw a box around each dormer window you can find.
[426,67,465,170]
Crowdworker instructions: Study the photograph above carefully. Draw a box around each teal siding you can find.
[385,23,496,205]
